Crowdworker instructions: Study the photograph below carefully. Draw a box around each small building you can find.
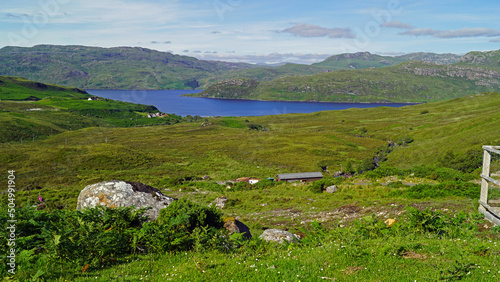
[236,177,260,185]
[275,172,323,183]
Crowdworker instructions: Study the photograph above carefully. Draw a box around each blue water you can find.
[86,89,413,117]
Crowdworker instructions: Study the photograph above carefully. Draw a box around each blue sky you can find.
[2,0,500,64]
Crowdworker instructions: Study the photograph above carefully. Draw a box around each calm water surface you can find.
[86,89,413,117]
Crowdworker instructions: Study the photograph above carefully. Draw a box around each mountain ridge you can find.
[0,44,464,91]
[196,52,500,103]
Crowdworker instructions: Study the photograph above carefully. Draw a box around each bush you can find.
[439,149,482,173]
[253,179,277,189]
[307,178,336,193]
[403,181,480,199]
[357,158,377,173]
[142,198,225,252]
[155,198,223,231]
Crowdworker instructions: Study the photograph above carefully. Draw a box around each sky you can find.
[2,0,500,64]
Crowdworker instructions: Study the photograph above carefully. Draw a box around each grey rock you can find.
[210,196,228,209]
[259,229,300,243]
[76,180,176,221]
[325,185,338,193]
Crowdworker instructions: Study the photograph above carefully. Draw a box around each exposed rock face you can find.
[224,218,252,239]
[259,229,300,243]
[76,180,176,221]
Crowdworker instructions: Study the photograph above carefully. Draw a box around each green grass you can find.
[3,80,500,280]
[3,91,500,209]
[0,76,185,142]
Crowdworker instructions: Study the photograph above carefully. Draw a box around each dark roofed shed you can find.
[275,172,323,183]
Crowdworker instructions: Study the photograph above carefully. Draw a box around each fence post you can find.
[480,146,491,204]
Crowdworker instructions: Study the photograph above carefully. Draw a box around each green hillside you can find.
[0,45,262,90]
[0,45,464,91]
[312,51,460,70]
[198,58,500,103]
[0,76,182,143]
[456,49,500,70]
[2,91,500,206]
[2,88,500,280]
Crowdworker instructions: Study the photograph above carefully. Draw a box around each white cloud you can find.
[381,21,414,29]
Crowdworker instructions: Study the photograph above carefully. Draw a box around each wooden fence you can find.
[479,145,500,225]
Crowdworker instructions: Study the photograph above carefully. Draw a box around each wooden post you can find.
[480,146,492,204]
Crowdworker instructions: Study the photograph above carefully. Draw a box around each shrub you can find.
[307,178,336,193]
[403,181,480,199]
[439,149,482,173]
[357,158,377,173]
[142,198,225,252]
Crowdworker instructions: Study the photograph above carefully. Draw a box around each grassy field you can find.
[2,79,500,280]
[3,91,500,208]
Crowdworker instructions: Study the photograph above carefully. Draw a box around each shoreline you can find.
[180,93,422,105]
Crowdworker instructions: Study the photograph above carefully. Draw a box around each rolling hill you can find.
[311,51,460,70]
[196,50,500,103]
[0,76,181,143]
[0,45,462,91]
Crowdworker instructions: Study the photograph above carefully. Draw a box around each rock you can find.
[224,218,252,239]
[210,196,228,209]
[202,175,210,180]
[76,180,176,221]
[259,229,300,243]
[325,185,338,193]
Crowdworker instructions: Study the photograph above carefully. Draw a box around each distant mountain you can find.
[312,52,461,70]
[456,49,500,70]
[0,45,261,90]
[0,45,463,90]
[196,52,500,103]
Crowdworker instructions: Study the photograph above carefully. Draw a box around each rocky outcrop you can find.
[76,180,176,221]
[259,229,300,243]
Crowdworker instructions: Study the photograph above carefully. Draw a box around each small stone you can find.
[259,229,300,243]
[325,185,338,193]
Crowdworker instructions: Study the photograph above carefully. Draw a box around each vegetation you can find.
[197,60,500,103]
[0,45,465,92]
[312,51,461,70]
[2,77,500,280]
[1,195,499,281]
[0,76,185,143]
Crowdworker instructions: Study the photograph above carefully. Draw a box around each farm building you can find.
[275,172,323,183]
[236,177,260,184]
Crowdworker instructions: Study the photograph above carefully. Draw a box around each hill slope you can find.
[0,76,181,143]
[0,45,462,90]
[2,91,500,197]
[197,52,500,103]
[0,45,263,90]
[312,51,460,70]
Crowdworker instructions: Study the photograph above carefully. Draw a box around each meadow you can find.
[2,79,500,280]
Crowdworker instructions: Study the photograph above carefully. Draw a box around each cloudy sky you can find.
[2,0,500,64]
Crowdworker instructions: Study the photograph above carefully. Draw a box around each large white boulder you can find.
[76,180,176,221]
